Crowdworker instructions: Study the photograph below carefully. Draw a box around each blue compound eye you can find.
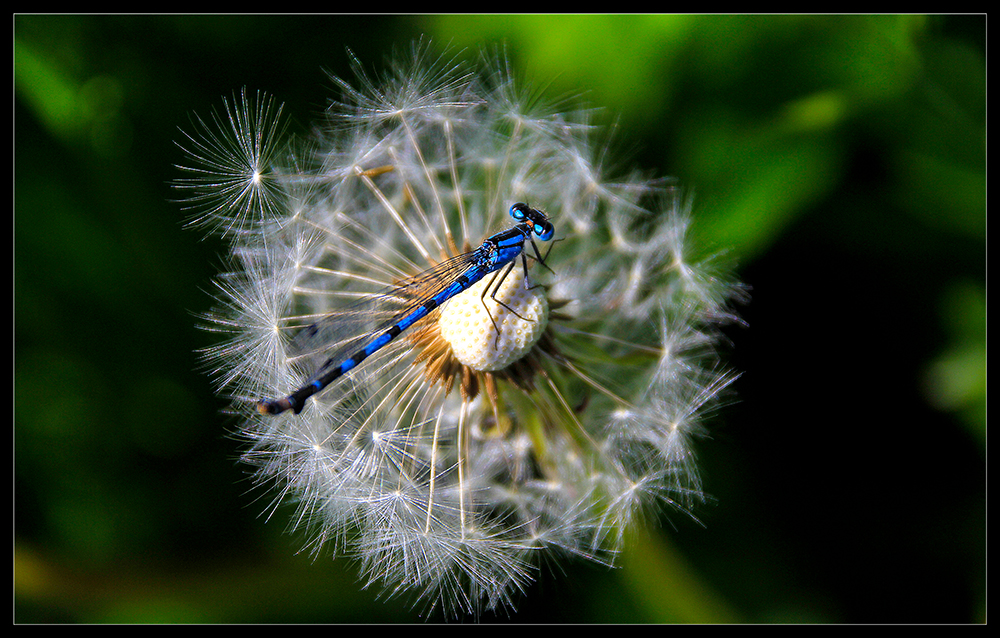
[534,222,554,241]
[510,203,526,220]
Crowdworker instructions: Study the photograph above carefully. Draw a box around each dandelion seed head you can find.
[179,42,745,617]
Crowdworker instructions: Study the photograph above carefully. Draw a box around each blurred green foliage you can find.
[15,15,983,623]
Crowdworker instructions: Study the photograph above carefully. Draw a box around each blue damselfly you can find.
[257,203,554,415]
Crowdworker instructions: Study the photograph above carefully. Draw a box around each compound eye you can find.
[510,203,527,220]
[535,222,554,241]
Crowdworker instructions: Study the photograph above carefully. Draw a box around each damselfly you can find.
[257,203,555,415]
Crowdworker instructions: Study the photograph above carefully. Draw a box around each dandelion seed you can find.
[178,42,745,617]
[174,87,289,237]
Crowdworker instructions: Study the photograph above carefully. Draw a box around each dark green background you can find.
[15,15,984,623]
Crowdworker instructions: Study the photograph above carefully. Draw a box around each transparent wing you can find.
[284,249,481,381]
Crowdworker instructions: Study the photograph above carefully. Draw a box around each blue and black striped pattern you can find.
[257,203,554,415]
